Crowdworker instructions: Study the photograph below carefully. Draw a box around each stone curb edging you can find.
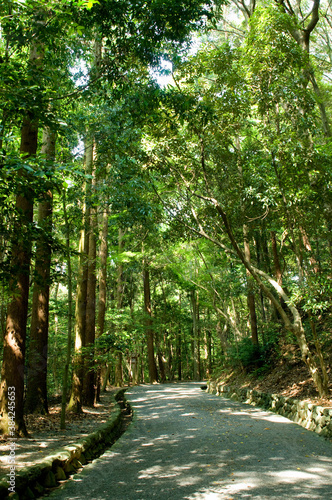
[0,388,127,500]
[207,381,332,440]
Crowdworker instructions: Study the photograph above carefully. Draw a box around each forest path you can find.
[48,382,332,499]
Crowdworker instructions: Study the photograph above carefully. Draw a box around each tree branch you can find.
[305,0,320,35]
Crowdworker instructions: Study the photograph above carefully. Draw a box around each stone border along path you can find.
[3,383,332,499]
[47,382,332,500]
[0,388,130,500]
[207,381,332,440]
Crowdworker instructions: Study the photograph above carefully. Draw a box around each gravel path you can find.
[48,382,332,499]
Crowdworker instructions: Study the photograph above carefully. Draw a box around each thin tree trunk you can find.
[271,231,283,286]
[60,190,73,430]
[299,225,319,273]
[143,265,158,383]
[176,331,182,381]
[270,230,287,317]
[237,142,258,346]
[197,293,202,379]
[52,281,60,391]
[255,232,267,325]
[113,228,126,388]
[114,351,123,387]
[157,350,166,383]
[190,290,200,380]
[140,343,145,384]
[243,224,259,346]
[101,362,111,392]
[131,352,139,385]
[67,187,89,413]
[272,157,304,284]
[308,71,331,137]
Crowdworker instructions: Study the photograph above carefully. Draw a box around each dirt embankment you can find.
[215,351,332,408]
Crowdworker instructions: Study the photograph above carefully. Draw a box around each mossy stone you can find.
[63,462,76,475]
[54,466,66,481]
[43,471,57,488]
[32,482,45,496]
[71,458,82,469]
[20,486,35,499]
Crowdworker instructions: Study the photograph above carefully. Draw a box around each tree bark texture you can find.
[190,290,200,380]
[83,139,97,407]
[25,127,55,415]
[67,192,90,413]
[143,266,158,383]
[95,205,108,401]
[60,190,73,429]
[0,72,41,435]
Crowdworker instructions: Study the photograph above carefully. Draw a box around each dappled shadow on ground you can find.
[57,383,332,500]
[0,392,116,471]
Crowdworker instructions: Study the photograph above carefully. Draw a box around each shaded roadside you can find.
[48,382,332,500]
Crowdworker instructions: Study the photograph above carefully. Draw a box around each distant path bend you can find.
[49,382,332,499]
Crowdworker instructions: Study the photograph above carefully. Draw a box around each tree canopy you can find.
[0,0,331,436]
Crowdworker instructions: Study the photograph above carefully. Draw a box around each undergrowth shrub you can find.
[227,329,281,374]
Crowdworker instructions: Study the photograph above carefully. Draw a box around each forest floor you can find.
[0,353,331,474]
[0,389,119,473]
[214,346,332,409]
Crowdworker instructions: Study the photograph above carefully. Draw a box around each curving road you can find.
[48,382,332,499]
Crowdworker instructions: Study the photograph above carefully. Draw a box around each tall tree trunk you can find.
[0,42,41,435]
[207,327,212,376]
[204,310,212,377]
[243,223,259,346]
[176,329,182,381]
[216,317,228,356]
[299,225,319,273]
[157,350,166,383]
[83,139,97,407]
[114,352,123,387]
[25,127,55,415]
[67,182,90,413]
[68,38,101,411]
[270,230,287,318]
[190,290,200,380]
[176,296,182,380]
[101,362,111,392]
[0,189,33,436]
[272,156,304,283]
[60,190,73,430]
[255,232,267,325]
[113,228,126,388]
[271,231,283,287]
[308,70,331,138]
[237,142,258,346]
[197,293,202,379]
[95,205,108,401]
[143,264,158,383]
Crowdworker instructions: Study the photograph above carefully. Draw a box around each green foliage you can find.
[227,338,261,371]
[1,0,332,406]
[226,329,280,374]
